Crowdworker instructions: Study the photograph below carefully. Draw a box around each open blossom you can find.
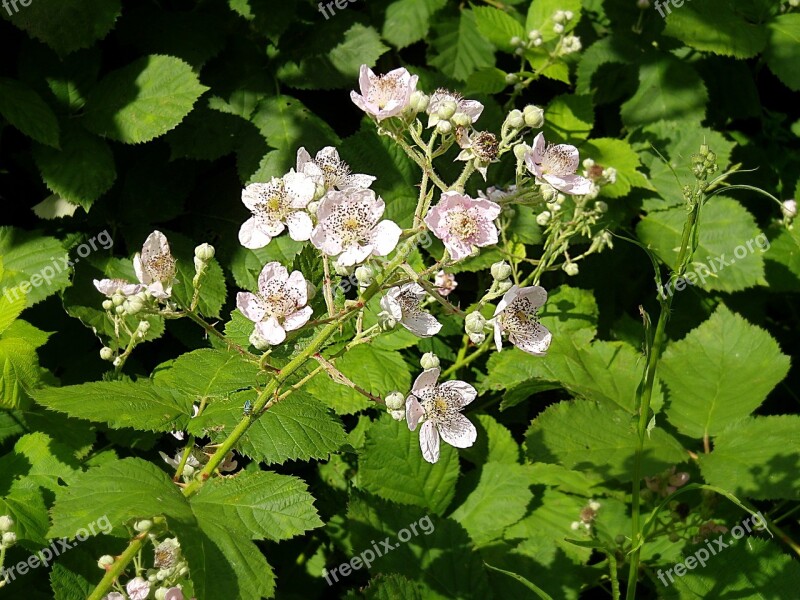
[493,285,552,356]
[297,146,375,193]
[426,89,484,128]
[311,189,401,267]
[380,283,442,337]
[435,270,457,296]
[350,65,418,120]
[126,577,150,600]
[456,130,499,180]
[93,278,144,298]
[405,367,477,463]
[133,230,177,299]
[237,262,312,346]
[424,192,501,261]
[525,132,593,196]
[239,171,315,249]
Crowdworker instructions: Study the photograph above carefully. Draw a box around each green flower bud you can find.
[155,589,169,600]
[523,105,545,128]
[378,310,397,331]
[115,305,125,315]
[437,99,457,120]
[528,29,541,40]
[420,352,440,370]
[97,555,115,570]
[536,211,551,226]
[385,391,405,410]
[113,357,123,368]
[409,90,429,113]
[137,320,151,334]
[510,35,523,47]
[333,260,353,276]
[540,183,558,202]
[451,112,472,128]
[0,516,13,532]
[307,200,320,215]
[513,143,529,161]
[102,299,113,311]
[388,409,405,421]
[496,280,513,293]
[1,531,16,547]
[100,347,114,361]
[563,262,579,276]
[134,519,153,533]
[490,261,512,281]
[355,265,374,286]
[505,73,519,85]
[465,312,487,334]
[112,293,125,307]
[468,330,486,345]
[194,243,215,261]
[436,120,453,135]
[505,109,525,129]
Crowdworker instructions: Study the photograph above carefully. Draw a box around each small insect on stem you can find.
[243,399,253,417]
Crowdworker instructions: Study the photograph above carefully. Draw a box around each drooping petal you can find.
[283,305,313,332]
[543,173,594,196]
[438,380,478,407]
[147,281,171,299]
[239,216,273,249]
[494,285,523,317]
[380,291,403,321]
[257,316,287,346]
[401,311,442,338]
[236,292,267,323]
[437,413,477,449]
[133,253,148,284]
[412,367,440,395]
[419,420,440,463]
[286,211,313,241]
[258,261,289,294]
[370,220,402,256]
[405,395,425,431]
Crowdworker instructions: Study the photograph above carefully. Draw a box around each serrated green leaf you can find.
[451,462,533,546]
[32,124,116,210]
[637,197,767,292]
[382,0,447,49]
[699,416,800,500]
[359,415,460,515]
[49,457,193,538]
[526,0,581,42]
[661,305,790,439]
[525,400,687,482]
[329,24,390,78]
[580,138,652,199]
[473,6,526,52]
[663,0,767,59]
[190,470,323,541]
[765,224,800,292]
[461,414,521,465]
[189,391,347,465]
[364,573,423,600]
[50,563,93,600]
[0,337,42,409]
[83,55,208,144]
[230,237,306,290]
[465,67,509,94]
[621,60,708,128]
[171,255,227,318]
[0,487,49,545]
[0,285,24,335]
[32,380,194,432]
[0,227,70,306]
[3,0,121,55]
[543,94,594,144]
[153,348,260,400]
[0,77,59,147]
[429,9,495,82]
[765,14,800,91]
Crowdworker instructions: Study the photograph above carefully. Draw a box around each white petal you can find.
[133,254,148,284]
[286,211,313,241]
[510,323,553,356]
[517,285,548,309]
[296,147,312,170]
[437,413,477,449]
[344,174,376,190]
[315,146,340,162]
[401,311,442,338]
[370,220,402,257]
[284,171,315,207]
[141,230,170,263]
[258,261,288,294]
[241,182,269,211]
[337,243,372,267]
[239,217,272,249]
[419,420,440,463]
[257,316,287,346]
[494,285,522,316]
[412,367,440,395]
[286,270,309,306]
[493,319,504,351]
[147,281,170,299]
[406,395,424,431]
[460,99,484,122]
[438,380,477,407]
[380,292,403,321]
[283,306,313,332]
[236,292,266,323]
[310,226,342,256]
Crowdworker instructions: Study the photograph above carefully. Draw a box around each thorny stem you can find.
[87,536,146,600]
[172,435,196,482]
[322,255,336,318]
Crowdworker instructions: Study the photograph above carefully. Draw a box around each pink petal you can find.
[544,173,593,196]
[437,413,477,449]
[236,292,266,323]
[406,395,425,431]
[257,316,286,346]
[419,420,440,463]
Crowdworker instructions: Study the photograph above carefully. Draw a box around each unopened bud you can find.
[782,199,798,218]
[436,100,457,120]
[496,280,513,293]
[194,243,215,262]
[355,265,374,286]
[0,516,13,532]
[540,183,558,202]
[385,391,405,410]
[528,29,541,40]
[536,211,551,226]
[137,320,150,334]
[113,357,123,368]
[553,23,565,34]
[388,409,405,421]
[307,201,320,215]
[97,555,115,570]
[513,143,529,161]
[490,261,512,281]
[563,262,579,276]
[595,201,608,213]
[378,310,397,331]
[112,293,125,307]
[102,299,113,310]
[1,532,16,547]
[523,105,545,128]
[465,312,487,334]
[100,347,114,361]
[420,352,440,370]
[505,109,525,129]
[510,36,523,47]
[409,90,429,113]
[134,519,153,533]
[436,120,453,135]
[468,330,486,345]
[115,305,125,315]
[249,330,270,351]
[504,73,519,85]
[451,112,471,128]
[333,260,353,276]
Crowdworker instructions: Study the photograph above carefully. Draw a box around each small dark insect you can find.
[243,399,253,416]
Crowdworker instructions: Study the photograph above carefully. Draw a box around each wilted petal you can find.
[419,420,440,463]
[437,413,477,449]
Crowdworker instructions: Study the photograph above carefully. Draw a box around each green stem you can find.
[87,536,146,600]
[441,340,491,379]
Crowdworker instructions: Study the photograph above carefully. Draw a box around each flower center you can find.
[446,209,478,240]
[501,297,542,337]
[316,156,350,188]
[368,74,401,109]
[255,181,290,220]
[145,254,176,282]
[541,145,577,176]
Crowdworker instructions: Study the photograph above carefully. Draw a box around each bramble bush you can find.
[0,0,799,599]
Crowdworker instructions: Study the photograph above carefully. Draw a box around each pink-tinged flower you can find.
[239,171,316,249]
[350,64,418,121]
[296,146,375,193]
[493,285,552,356]
[525,132,593,196]
[133,231,177,299]
[126,577,150,600]
[380,283,442,338]
[311,189,401,267]
[165,588,185,600]
[93,278,144,298]
[102,594,125,600]
[405,367,477,463]
[424,192,501,261]
[427,89,484,128]
[237,262,313,346]
[434,270,457,296]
